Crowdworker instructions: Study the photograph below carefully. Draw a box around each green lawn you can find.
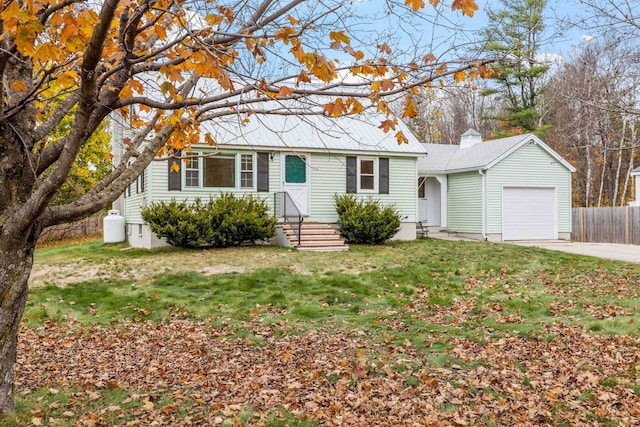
[7,238,640,426]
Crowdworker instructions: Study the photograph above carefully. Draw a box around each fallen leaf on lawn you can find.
[142,396,155,410]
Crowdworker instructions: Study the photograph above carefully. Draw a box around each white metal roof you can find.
[419,134,576,173]
[198,104,425,156]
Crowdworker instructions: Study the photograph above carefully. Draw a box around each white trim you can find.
[184,151,201,188]
[239,153,256,189]
[182,152,258,191]
[357,156,378,193]
[479,170,486,240]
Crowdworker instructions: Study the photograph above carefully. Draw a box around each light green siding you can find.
[447,171,483,233]
[309,154,417,222]
[486,143,572,234]
[124,150,280,224]
[125,150,417,224]
[123,168,148,224]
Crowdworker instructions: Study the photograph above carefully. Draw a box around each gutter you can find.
[479,169,487,241]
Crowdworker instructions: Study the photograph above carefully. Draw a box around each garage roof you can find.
[419,133,576,173]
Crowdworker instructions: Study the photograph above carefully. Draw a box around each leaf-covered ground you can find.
[9,239,640,426]
[15,319,640,426]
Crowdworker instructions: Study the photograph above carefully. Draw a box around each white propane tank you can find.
[103,209,126,243]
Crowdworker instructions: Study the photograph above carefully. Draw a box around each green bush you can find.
[334,193,401,244]
[141,194,277,248]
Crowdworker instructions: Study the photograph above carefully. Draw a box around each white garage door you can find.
[503,187,556,240]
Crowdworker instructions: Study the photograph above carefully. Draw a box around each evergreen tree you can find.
[480,0,551,137]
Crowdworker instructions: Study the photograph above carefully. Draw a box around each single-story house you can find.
[113,109,425,250]
[419,129,576,241]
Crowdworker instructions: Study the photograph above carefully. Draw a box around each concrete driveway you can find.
[509,240,640,264]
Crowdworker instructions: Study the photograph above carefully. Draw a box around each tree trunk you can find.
[585,140,592,207]
[612,118,626,206]
[597,146,607,208]
[0,230,37,414]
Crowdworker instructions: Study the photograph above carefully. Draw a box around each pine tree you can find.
[480,0,551,137]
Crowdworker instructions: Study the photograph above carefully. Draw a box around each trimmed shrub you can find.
[141,194,277,248]
[335,193,401,244]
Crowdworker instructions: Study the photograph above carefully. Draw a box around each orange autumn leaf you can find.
[277,86,294,98]
[452,0,479,16]
[296,70,311,85]
[377,100,391,115]
[347,98,363,114]
[11,80,28,92]
[324,99,346,118]
[453,70,466,83]
[378,43,392,54]
[378,119,396,133]
[423,53,436,64]
[402,96,418,118]
[204,133,216,146]
[436,63,448,74]
[330,31,350,45]
[405,0,426,12]
[381,79,395,92]
[275,27,296,45]
[395,130,409,144]
[288,15,300,25]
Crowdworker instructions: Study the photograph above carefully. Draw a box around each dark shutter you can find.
[168,152,181,191]
[346,156,357,193]
[257,152,269,192]
[379,157,389,194]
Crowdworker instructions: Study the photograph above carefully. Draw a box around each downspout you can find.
[479,169,487,241]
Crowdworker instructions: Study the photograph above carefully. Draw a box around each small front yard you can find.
[8,239,640,426]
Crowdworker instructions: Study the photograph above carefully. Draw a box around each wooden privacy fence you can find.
[39,215,103,243]
[572,206,640,244]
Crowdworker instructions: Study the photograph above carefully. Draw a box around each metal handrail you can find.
[274,192,303,246]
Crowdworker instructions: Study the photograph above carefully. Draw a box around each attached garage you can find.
[419,130,575,242]
[502,187,556,240]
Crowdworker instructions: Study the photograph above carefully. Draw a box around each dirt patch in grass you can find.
[29,246,297,288]
[13,319,640,426]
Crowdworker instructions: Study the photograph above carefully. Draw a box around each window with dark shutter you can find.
[346,156,357,193]
[379,157,389,194]
[257,152,269,192]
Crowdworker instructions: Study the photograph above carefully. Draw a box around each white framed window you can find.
[185,153,200,188]
[240,154,254,189]
[183,153,256,190]
[358,157,378,193]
